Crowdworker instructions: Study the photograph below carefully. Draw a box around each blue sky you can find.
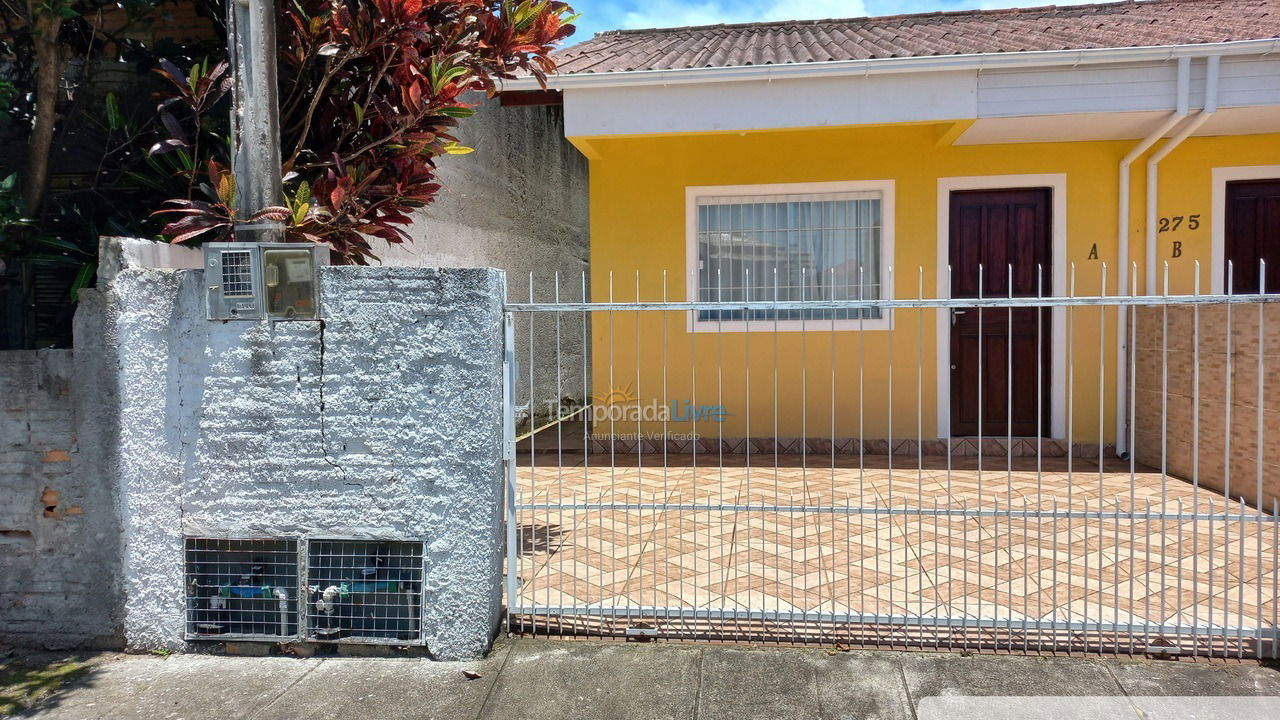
[564,0,1106,41]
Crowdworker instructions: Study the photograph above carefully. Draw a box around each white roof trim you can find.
[503,38,1280,90]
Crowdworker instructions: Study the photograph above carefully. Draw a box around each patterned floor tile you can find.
[512,454,1277,636]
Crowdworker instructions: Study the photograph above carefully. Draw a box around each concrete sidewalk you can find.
[4,639,1279,720]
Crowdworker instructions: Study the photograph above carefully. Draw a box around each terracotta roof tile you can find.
[552,0,1280,75]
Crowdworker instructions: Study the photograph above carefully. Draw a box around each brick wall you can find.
[0,349,121,648]
[1133,304,1280,512]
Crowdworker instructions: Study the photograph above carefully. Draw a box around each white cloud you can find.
[617,0,870,30]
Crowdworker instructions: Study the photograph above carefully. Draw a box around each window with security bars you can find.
[185,538,299,638]
[220,250,254,298]
[306,540,424,642]
[695,189,884,323]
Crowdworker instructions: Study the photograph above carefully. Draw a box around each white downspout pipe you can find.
[1114,56,1190,458]
[1124,55,1218,458]
[1146,55,1221,294]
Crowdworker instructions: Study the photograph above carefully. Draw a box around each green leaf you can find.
[439,105,476,119]
[32,235,91,256]
[295,181,311,206]
[121,170,167,192]
[353,102,365,126]
[105,93,123,131]
[70,262,95,301]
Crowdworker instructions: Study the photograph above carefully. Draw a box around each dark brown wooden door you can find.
[1225,180,1280,294]
[949,188,1052,437]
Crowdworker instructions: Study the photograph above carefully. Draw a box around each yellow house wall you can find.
[578,124,1280,444]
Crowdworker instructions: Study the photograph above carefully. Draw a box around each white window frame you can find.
[685,179,895,333]
[1211,165,1280,295]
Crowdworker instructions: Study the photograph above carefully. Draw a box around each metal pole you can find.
[228,0,285,241]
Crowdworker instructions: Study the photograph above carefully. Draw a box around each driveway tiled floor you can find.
[512,454,1278,652]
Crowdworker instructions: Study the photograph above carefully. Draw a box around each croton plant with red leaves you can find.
[153,0,575,264]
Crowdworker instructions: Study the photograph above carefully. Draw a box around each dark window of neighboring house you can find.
[1,258,77,350]
[1225,179,1280,294]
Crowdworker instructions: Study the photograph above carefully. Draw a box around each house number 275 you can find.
[1158,214,1200,232]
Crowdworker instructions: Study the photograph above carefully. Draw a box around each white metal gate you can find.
[502,265,1279,658]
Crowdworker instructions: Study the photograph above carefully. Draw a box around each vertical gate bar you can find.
[1225,263,1235,504]
[529,273,538,637]
[555,272,565,639]
[938,494,946,652]
[845,492,853,645]
[793,260,803,640]
[1192,263,1202,654]
[1023,495,1030,653]
[1006,264,1013,652]
[1237,493,1246,659]
[1161,262,1170,652]
[747,266,752,635]
[607,272,616,631]
[1098,264,1107,654]
[917,268,925,647]
[1209,493,1217,653]
[1272,498,1277,661]
[1225,264,1236,655]
[889,265,895,509]
[946,265,954,652]
[1113,494,1121,654]
[887,264,896,642]
[994,493,1001,650]
[732,203,742,632]
[1066,263,1075,654]
[846,458,854,643]
[801,267,809,500]
[1128,263,1138,655]
[790,490,799,644]
[772,267,781,642]
[1144,497,1152,651]
[712,265,721,634]
[634,271,642,627]
[716,266,725,538]
[689,268,698,636]
[978,263,984,508]
[1007,264,1013,525]
[1177,496,1185,655]
[503,302,517,629]
[858,264,867,638]
[661,271,670,636]
[964,496,971,652]
[1256,262,1268,659]
[1036,264,1044,652]
[580,271,589,634]
[745,267,753,641]
[1052,494,1060,652]
[830,268,839,632]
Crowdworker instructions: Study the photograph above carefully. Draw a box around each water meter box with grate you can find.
[203,243,327,320]
[184,538,300,640]
[305,540,425,643]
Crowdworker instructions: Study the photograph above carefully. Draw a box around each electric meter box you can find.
[204,242,327,320]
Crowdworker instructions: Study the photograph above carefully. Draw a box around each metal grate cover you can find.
[306,540,424,643]
[220,250,254,298]
[185,538,299,639]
